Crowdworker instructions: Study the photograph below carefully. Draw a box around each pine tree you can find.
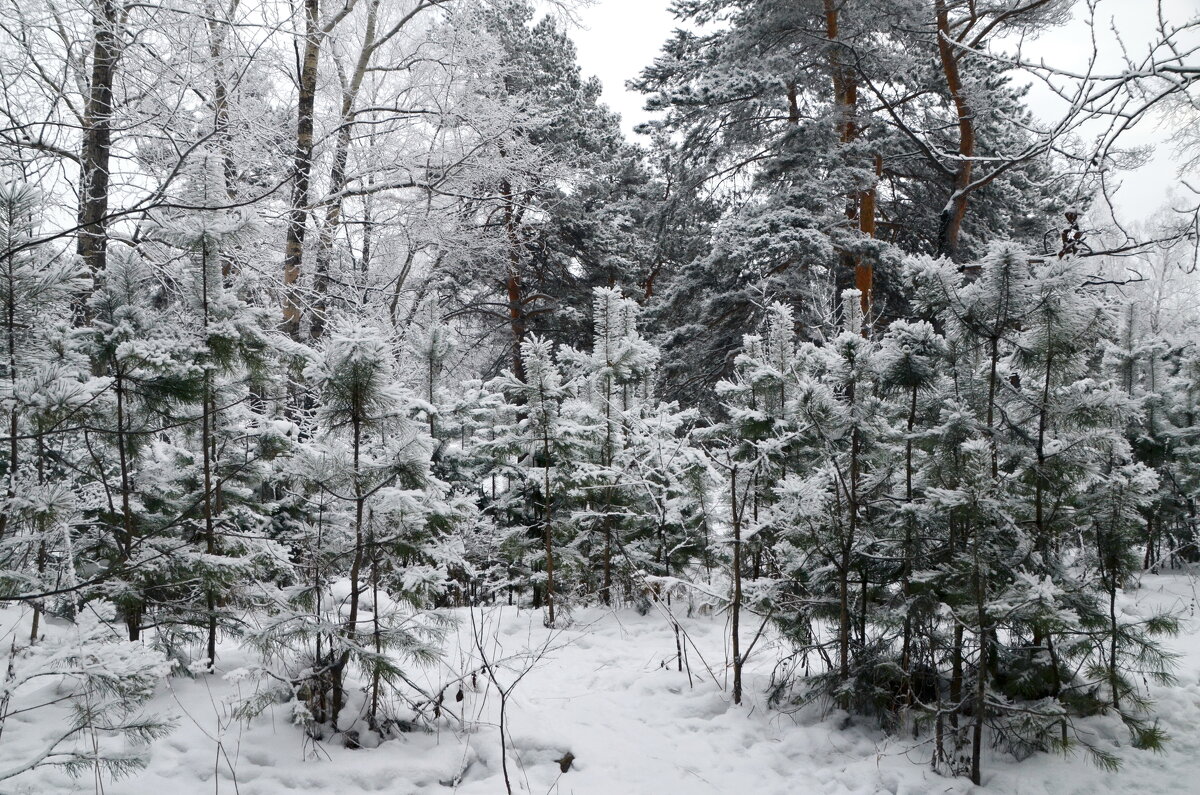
[0,181,94,638]
[876,318,945,717]
[0,602,175,782]
[148,148,272,668]
[303,321,435,727]
[903,243,1182,780]
[560,287,659,603]
[484,335,596,626]
[762,292,898,712]
[0,183,178,786]
[636,0,1081,401]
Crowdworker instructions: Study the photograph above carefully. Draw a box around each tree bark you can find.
[332,412,365,728]
[0,237,18,543]
[282,0,322,338]
[114,369,139,641]
[855,154,881,321]
[542,407,556,626]
[501,170,528,382]
[900,383,917,704]
[201,242,218,667]
[730,465,743,706]
[78,0,121,281]
[205,0,241,203]
[935,0,977,261]
[311,0,381,340]
[823,0,876,318]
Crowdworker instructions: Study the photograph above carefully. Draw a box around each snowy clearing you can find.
[3,570,1199,794]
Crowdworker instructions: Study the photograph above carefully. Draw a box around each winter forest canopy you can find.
[0,0,1199,791]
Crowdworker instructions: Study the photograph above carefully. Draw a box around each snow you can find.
[4,573,1200,794]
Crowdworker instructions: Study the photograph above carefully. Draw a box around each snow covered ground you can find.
[4,572,1200,794]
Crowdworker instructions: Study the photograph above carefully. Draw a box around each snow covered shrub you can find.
[480,288,709,624]
[248,320,458,733]
[0,602,174,782]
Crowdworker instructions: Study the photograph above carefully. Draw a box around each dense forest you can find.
[0,0,1199,790]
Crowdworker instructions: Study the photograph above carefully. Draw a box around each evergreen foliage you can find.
[0,0,1194,787]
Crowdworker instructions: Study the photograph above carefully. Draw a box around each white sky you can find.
[573,0,675,135]
[568,0,1200,225]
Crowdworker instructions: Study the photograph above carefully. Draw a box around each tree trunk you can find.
[823,0,876,318]
[311,0,381,340]
[1108,561,1121,710]
[901,384,917,704]
[78,0,121,281]
[201,242,218,668]
[542,429,556,627]
[501,168,528,382]
[934,0,976,261]
[282,0,321,338]
[0,253,18,543]
[856,154,881,321]
[971,543,987,786]
[839,387,861,692]
[205,0,240,206]
[338,414,366,726]
[730,466,743,706]
[114,370,139,641]
[368,523,382,726]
